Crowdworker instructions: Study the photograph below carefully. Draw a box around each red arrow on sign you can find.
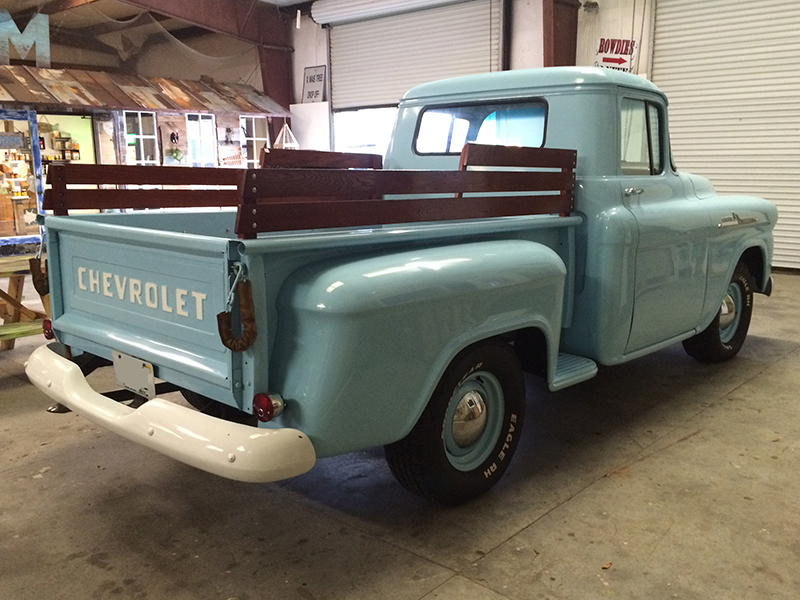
[602,56,627,65]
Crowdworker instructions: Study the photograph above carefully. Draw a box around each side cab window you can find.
[620,98,663,176]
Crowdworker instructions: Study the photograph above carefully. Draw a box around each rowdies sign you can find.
[595,38,637,73]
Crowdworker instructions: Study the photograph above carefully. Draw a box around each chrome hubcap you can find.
[451,390,488,448]
[719,293,737,330]
[444,370,504,472]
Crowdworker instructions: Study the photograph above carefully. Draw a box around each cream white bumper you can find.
[25,344,316,483]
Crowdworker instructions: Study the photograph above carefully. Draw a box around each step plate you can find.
[550,353,598,392]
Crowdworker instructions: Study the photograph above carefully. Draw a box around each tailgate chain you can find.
[217,262,258,352]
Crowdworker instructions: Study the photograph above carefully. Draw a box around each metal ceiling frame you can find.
[7,0,295,107]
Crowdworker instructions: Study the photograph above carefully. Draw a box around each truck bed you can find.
[41,143,578,426]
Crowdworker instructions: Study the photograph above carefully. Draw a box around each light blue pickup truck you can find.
[26,67,777,505]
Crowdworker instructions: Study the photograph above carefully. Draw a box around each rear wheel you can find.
[385,342,525,505]
[683,262,754,362]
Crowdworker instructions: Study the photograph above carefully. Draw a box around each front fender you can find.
[268,240,566,457]
[701,196,777,329]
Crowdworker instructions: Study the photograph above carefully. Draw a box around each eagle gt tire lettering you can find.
[385,342,525,506]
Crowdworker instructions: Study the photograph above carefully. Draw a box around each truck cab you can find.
[387,67,776,365]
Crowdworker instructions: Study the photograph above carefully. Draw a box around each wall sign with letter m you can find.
[0,10,50,68]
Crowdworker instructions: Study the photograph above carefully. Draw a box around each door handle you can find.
[625,187,644,196]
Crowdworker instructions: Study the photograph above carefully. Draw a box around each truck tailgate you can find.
[47,216,237,402]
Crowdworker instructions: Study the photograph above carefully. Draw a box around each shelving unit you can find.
[0,108,44,245]
[1,157,34,236]
[51,135,80,162]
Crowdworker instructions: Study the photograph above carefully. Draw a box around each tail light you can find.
[42,319,55,340]
[253,393,285,422]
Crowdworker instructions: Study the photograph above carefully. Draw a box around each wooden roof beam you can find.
[117,0,292,51]
[10,0,102,22]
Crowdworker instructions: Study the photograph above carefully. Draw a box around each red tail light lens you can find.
[253,393,284,422]
[42,319,55,340]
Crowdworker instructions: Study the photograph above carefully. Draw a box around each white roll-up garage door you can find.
[651,0,800,269]
[328,0,502,109]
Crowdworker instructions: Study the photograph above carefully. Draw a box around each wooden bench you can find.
[43,143,577,238]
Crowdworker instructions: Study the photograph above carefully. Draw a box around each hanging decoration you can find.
[273,120,299,150]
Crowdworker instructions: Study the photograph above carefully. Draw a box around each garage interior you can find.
[1,0,799,598]
[4,274,798,599]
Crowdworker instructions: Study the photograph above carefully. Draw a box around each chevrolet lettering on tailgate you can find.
[76,265,208,321]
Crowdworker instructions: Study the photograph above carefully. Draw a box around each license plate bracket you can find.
[112,351,156,399]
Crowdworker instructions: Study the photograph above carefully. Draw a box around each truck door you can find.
[620,96,712,354]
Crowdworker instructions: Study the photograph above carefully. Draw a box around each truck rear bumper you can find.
[25,344,316,483]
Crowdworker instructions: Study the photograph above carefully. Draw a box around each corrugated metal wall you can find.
[651,0,800,268]
[329,0,502,109]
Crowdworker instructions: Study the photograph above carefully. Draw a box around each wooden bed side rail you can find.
[43,164,246,215]
[240,168,574,200]
[456,144,577,212]
[235,194,573,236]
[41,145,576,237]
[236,145,577,236]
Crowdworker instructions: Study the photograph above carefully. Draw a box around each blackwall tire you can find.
[683,262,754,363]
[385,342,525,506]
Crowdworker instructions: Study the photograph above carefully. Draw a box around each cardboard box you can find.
[12,195,38,235]
[0,193,15,236]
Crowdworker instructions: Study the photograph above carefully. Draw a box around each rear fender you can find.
[267,240,566,457]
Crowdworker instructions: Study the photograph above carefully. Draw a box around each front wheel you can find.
[385,342,525,506]
[683,262,754,362]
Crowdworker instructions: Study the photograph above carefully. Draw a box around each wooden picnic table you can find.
[0,254,49,349]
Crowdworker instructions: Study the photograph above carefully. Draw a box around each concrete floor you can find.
[1,273,799,600]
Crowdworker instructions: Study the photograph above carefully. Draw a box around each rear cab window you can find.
[414,101,547,155]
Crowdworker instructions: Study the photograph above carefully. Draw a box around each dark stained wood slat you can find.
[44,189,242,212]
[46,164,246,187]
[260,148,383,169]
[235,194,573,234]
[243,169,574,199]
[459,144,577,170]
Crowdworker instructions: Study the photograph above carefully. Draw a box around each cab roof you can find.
[401,66,664,103]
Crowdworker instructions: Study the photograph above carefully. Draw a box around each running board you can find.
[549,353,598,391]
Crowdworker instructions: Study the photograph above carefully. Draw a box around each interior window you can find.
[123,111,158,166]
[620,98,662,175]
[240,115,270,168]
[186,113,217,167]
[415,101,546,155]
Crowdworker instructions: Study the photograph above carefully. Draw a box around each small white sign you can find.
[302,65,326,103]
[595,38,637,73]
